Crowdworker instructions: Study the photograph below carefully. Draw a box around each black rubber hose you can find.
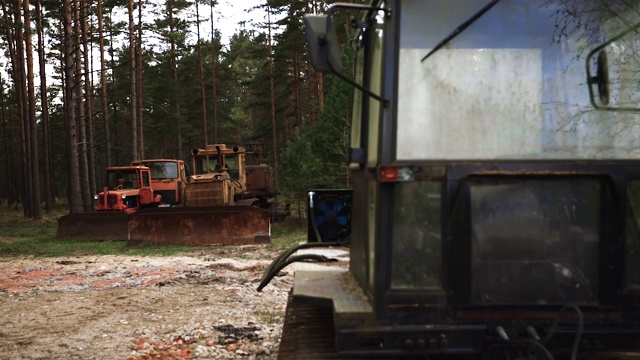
[260,241,342,285]
[257,254,337,292]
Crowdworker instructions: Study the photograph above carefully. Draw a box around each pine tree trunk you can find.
[63,0,83,214]
[35,0,53,212]
[128,0,138,160]
[108,14,121,166]
[196,1,207,145]
[74,0,90,211]
[98,0,111,167]
[1,2,18,207]
[169,5,182,158]
[10,0,30,217]
[137,0,144,158]
[0,74,16,207]
[81,0,97,198]
[268,7,278,190]
[23,0,41,219]
[210,5,218,144]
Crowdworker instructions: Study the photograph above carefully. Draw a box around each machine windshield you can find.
[397,0,640,160]
[107,169,139,190]
[194,154,240,180]
[138,161,178,180]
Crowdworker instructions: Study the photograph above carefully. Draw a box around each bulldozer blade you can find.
[56,212,129,241]
[127,206,271,246]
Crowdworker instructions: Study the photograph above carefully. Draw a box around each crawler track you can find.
[278,293,359,360]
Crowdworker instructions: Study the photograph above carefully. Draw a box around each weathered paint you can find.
[56,212,129,241]
[127,206,271,246]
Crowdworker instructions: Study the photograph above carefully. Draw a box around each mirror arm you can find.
[326,54,388,106]
[325,3,391,106]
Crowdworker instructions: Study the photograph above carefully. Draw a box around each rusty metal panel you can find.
[246,165,275,194]
[127,206,271,246]
[185,182,226,206]
[56,212,129,241]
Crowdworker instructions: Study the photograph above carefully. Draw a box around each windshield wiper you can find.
[421,0,500,62]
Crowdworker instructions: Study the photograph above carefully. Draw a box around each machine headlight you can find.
[121,194,127,199]
[93,194,98,200]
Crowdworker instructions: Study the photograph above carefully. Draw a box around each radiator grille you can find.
[186,182,226,206]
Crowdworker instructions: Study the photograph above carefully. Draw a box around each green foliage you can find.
[279,65,354,196]
[269,219,307,251]
[0,237,188,258]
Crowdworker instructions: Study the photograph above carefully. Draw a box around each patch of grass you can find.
[269,218,307,251]
[0,206,188,258]
[0,236,189,258]
[255,309,285,325]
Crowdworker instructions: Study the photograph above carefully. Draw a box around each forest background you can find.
[0,0,358,219]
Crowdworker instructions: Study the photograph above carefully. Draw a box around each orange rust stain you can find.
[0,266,182,294]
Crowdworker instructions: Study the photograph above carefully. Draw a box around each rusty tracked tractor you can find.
[261,1,640,359]
[127,144,280,246]
[57,165,161,241]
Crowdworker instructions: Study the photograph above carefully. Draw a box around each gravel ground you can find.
[0,245,295,359]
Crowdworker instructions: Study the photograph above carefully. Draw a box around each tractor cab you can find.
[94,166,160,214]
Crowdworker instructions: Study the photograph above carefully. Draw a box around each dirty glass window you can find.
[225,155,240,180]
[107,170,138,189]
[398,0,640,160]
[626,181,640,291]
[141,172,149,187]
[194,157,209,174]
[470,178,600,305]
[142,162,178,179]
[391,181,442,289]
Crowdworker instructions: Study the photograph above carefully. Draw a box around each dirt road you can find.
[0,245,292,359]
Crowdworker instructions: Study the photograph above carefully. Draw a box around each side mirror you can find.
[302,3,389,103]
[587,50,609,107]
[586,22,640,111]
[303,15,343,73]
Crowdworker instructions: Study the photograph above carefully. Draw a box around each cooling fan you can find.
[307,189,353,242]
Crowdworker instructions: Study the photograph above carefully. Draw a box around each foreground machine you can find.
[265,1,640,359]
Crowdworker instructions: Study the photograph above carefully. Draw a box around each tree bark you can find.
[137,0,144,158]
[128,0,138,160]
[35,0,53,212]
[196,0,207,145]
[168,4,182,158]
[10,0,30,217]
[268,7,278,190]
[23,0,41,219]
[63,0,83,214]
[0,2,19,207]
[98,0,111,167]
[210,4,218,144]
[74,0,90,211]
[0,74,16,207]
[81,0,97,197]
